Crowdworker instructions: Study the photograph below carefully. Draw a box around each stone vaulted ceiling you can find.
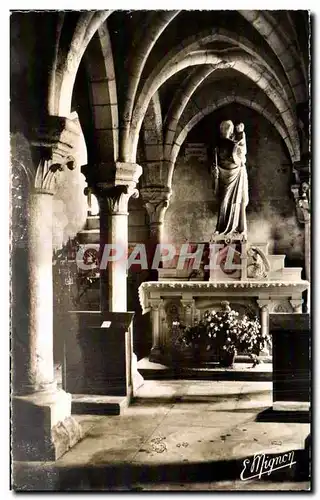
[23,9,309,188]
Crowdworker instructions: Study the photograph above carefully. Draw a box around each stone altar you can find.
[138,242,309,363]
[138,119,309,364]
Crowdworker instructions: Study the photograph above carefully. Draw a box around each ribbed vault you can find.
[45,10,308,188]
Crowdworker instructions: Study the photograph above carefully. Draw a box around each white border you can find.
[2,4,317,497]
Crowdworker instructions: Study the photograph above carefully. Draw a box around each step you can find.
[77,229,100,244]
[269,267,302,281]
[268,254,286,272]
[137,357,272,382]
[71,394,130,415]
[86,215,100,230]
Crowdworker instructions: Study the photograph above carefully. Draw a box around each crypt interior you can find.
[10,10,311,491]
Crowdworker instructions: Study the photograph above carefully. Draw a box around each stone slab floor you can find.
[13,380,311,491]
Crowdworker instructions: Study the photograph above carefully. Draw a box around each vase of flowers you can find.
[173,301,270,368]
[218,347,237,368]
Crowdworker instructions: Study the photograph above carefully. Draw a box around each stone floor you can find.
[13,380,311,491]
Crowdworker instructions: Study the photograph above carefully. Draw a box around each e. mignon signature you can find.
[241,451,296,481]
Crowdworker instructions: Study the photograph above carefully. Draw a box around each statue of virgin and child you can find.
[212,120,249,240]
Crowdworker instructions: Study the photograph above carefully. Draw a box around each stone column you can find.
[82,162,142,312]
[25,190,56,393]
[81,162,144,393]
[98,186,135,313]
[181,297,196,326]
[140,186,172,279]
[257,299,270,345]
[149,298,164,362]
[12,115,83,461]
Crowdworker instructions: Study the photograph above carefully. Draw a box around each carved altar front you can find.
[138,279,309,364]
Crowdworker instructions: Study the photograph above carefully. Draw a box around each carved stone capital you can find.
[99,185,139,215]
[180,298,195,310]
[256,299,270,311]
[31,113,82,194]
[290,298,303,313]
[149,298,164,311]
[82,162,142,215]
[140,186,172,224]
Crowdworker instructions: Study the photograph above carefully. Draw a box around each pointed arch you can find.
[48,11,111,117]
[168,97,295,187]
[129,52,300,164]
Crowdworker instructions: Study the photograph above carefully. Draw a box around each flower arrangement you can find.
[173,301,271,367]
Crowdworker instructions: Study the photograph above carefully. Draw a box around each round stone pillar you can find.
[149,298,164,362]
[82,162,142,313]
[81,162,144,394]
[257,299,270,346]
[140,186,172,279]
[12,115,84,461]
[24,192,56,393]
[98,187,132,312]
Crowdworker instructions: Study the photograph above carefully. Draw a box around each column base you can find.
[149,346,163,364]
[12,389,82,461]
[131,352,144,396]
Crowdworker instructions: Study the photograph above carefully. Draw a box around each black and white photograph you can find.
[9,7,311,492]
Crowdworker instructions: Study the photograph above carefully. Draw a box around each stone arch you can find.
[84,24,119,162]
[48,11,111,117]
[125,26,296,162]
[129,52,300,163]
[164,65,295,162]
[120,11,180,160]
[168,97,295,187]
[239,10,306,103]
[166,80,292,162]
[164,66,216,160]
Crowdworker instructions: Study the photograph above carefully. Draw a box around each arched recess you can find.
[129,52,300,163]
[120,10,180,159]
[48,10,111,117]
[165,76,292,164]
[141,91,164,163]
[83,24,119,163]
[168,97,295,187]
[238,10,307,103]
